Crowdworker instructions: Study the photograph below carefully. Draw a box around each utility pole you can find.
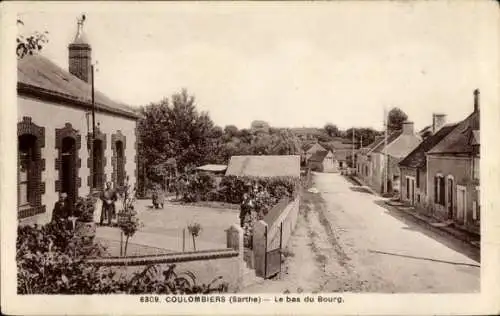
[383,107,388,194]
[351,128,355,171]
[91,64,96,191]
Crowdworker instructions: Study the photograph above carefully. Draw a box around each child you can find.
[152,184,165,209]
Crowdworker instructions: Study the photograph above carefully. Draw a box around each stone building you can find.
[17,17,138,225]
[398,114,457,208]
[426,90,480,234]
[367,122,422,195]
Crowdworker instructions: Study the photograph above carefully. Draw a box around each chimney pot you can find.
[432,113,446,134]
[402,121,414,135]
[474,89,480,112]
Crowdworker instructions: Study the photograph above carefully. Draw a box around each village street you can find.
[243,172,480,293]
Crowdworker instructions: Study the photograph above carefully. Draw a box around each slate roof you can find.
[371,130,402,153]
[305,143,327,154]
[225,155,301,178]
[364,135,385,152]
[308,150,329,163]
[18,54,138,119]
[428,111,479,155]
[399,124,458,168]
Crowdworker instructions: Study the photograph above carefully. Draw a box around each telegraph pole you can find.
[383,107,388,194]
[351,128,355,170]
[91,63,96,191]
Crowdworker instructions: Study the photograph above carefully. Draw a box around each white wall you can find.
[18,95,137,224]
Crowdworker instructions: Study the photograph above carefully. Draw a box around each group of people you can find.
[51,181,119,228]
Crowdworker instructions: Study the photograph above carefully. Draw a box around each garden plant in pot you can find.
[74,195,97,244]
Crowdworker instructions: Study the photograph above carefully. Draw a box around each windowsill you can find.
[18,205,46,219]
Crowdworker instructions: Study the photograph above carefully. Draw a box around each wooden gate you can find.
[264,222,283,279]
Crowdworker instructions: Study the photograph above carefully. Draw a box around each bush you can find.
[17,222,108,294]
[17,222,229,294]
[219,175,298,204]
[74,195,96,222]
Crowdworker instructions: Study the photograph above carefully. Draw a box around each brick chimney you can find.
[474,89,480,112]
[68,15,91,83]
[432,113,446,134]
[402,121,414,135]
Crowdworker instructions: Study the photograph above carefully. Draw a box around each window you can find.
[18,135,37,206]
[439,177,445,206]
[435,175,446,205]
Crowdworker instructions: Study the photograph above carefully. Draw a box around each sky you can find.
[15,1,498,131]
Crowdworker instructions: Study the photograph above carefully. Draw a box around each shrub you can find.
[74,195,96,222]
[17,223,229,294]
[17,222,108,294]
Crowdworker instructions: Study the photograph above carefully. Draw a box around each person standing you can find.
[100,182,117,226]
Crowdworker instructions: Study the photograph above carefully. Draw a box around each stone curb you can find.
[349,175,479,250]
[383,201,480,250]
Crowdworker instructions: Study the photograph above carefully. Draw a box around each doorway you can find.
[456,186,466,225]
[61,137,77,206]
[447,177,454,219]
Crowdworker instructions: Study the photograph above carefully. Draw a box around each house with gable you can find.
[307,150,337,173]
[17,17,138,225]
[356,135,384,180]
[425,90,480,234]
[303,142,327,162]
[398,114,457,208]
[368,121,422,194]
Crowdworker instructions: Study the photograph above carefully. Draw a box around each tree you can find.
[344,127,380,147]
[17,19,49,59]
[324,123,339,138]
[224,125,239,138]
[250,120,270,134]
[387,107,408,132]
[138,89,222,180]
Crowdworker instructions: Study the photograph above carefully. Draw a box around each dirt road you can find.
[242,172,480,293]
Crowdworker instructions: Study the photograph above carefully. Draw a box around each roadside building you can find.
[398,115,457,208]
[17,18,138,225]
[307,150,337,173]
[356,135,384,180]
[368,121,422,194]
[303,142,327,162]
[225,155,301,179]
[426,90,480,234]
[195,164,228,187]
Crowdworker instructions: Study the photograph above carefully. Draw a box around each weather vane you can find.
[77,14,86,33]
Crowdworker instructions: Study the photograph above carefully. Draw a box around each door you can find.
[456,186,466,225]
[264,222,283,279]
[61,137,77,206]
[410,179,415,205]
[447,178,454,219]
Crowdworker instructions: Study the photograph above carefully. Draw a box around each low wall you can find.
[87,224,245,292]
[252,196,300,278]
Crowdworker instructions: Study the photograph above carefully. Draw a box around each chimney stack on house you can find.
[402,121,414,135]
[474,89,480,112]
[68,14,92,83]
[432,113,447,134]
